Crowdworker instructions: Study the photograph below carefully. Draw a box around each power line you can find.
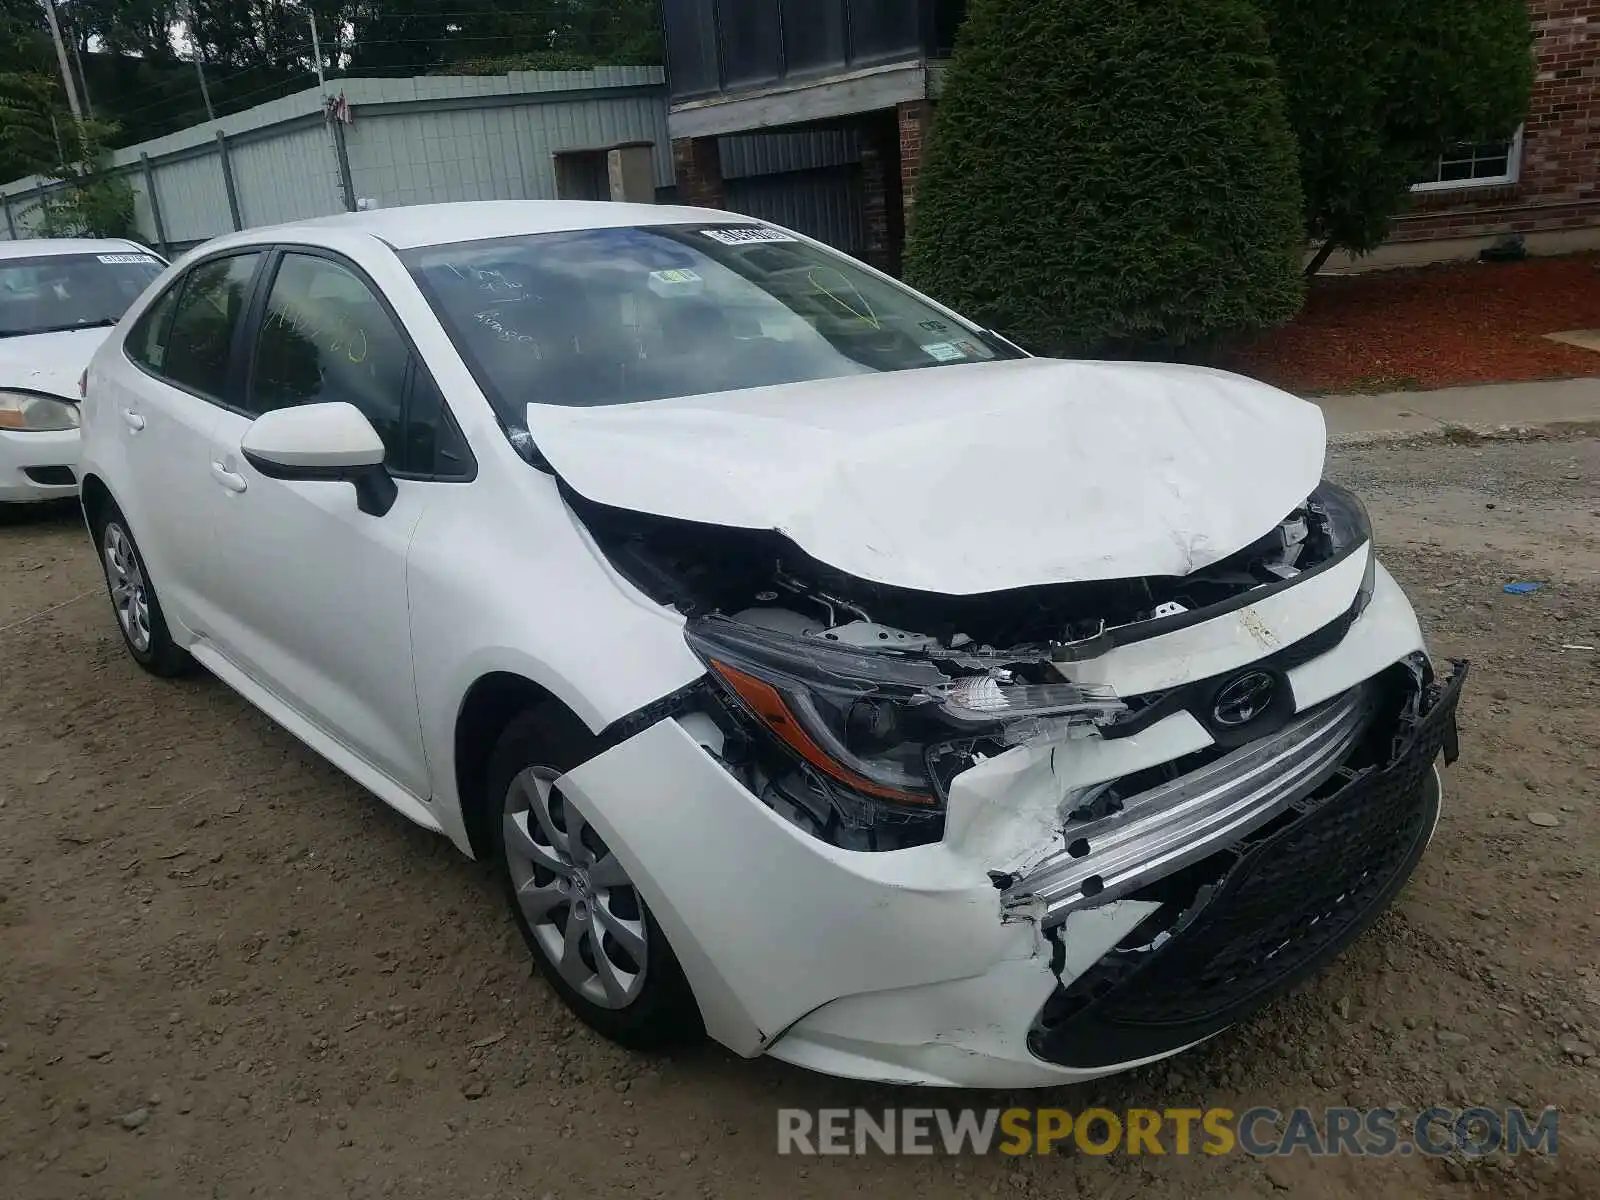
[111,48,315,124]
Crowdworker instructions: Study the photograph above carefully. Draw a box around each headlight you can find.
[1308,481,1371,550]
[685,616,1122,807]
[0,389,80,431]
[1307,481,1376,613]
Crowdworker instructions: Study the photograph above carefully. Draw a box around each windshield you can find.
[402,224,1016,421]
[0,250,165,337]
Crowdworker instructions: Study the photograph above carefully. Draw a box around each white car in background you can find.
[0,239,166,506]
[76,202,1465,1088]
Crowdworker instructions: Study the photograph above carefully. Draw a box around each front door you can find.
[201,249,433,798]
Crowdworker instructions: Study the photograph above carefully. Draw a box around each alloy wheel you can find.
[103,522,152,654]
[502,766,649,1009]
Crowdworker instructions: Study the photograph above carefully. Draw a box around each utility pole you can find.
[193,53,216,121]
[309,10,328,93]
[309,9,352,211]
[190,5,216,121]
[71,39,94,119]
[39,0,84,128]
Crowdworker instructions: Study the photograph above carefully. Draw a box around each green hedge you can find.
[1261,0,1534,260]
[904,0,1306,357]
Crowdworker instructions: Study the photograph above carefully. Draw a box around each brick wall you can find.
[671,137,725,209]
[859,113,905,275]
[1393,0,1598,243]
[897,100,934,223]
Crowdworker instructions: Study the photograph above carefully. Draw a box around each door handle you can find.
[121,408,146,432]
[210,461,247,493]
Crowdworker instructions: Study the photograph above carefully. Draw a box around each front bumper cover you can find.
[1031,661,1466,1068]
[0,427,79,503]
[555,563,1451,1085]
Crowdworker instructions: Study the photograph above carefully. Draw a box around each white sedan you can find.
[0,238,165,506]
[78,202,1465,1087]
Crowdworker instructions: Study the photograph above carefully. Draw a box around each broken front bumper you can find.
[557,565,1462,1087]
[1031,662,1464,1070]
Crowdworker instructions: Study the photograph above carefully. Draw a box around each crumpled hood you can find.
[528,357,1326,595]
[0,327,112,399]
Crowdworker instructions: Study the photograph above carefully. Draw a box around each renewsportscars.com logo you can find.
[777,1106,1561,1158]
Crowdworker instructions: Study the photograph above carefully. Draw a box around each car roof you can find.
[213,200,767,253]
[0,237,148,261]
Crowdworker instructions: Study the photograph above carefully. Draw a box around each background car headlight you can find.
[685,617,1121,806]
[0,389,80,431]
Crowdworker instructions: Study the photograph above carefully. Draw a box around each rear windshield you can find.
[0,250,165,338]
[402,224,1014,422]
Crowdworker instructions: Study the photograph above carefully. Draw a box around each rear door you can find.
[102,251,266,635]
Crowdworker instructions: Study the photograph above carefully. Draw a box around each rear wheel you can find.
[488,704,702,1049]
[93,504,191,677]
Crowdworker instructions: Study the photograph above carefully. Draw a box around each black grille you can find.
[1031,662,1467,1069]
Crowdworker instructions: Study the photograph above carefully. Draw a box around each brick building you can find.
[663,0,1598,272]
[1379,0,1600,263]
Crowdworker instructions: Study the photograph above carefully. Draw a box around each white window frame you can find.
[1411,125,1524,193]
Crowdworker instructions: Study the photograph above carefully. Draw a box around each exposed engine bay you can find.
[567,481,1373,852]
[573,484,1347,653]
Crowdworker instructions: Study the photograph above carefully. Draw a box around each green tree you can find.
[1260,0,1534,273]
[0,72,64,180]
[905,0,1305,357]
[0,62,136,237]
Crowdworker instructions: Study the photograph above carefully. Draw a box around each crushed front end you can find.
[1021,657,1464,1069]
[561,481,1467,1086]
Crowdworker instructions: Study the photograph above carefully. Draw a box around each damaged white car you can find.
[78,202,1465,1088]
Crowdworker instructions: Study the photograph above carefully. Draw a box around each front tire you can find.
[488,704,702,1050]
[92,503,191,677]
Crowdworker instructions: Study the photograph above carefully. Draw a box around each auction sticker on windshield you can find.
[700,228,796,245]
[96,253,159,265]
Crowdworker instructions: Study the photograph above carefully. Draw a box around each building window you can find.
[1412,127,1523,193]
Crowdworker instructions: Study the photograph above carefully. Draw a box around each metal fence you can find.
[0,66,867,257]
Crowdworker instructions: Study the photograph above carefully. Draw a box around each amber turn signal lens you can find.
[708,659,934,805]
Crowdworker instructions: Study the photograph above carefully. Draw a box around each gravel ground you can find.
[1,437,1598,1199]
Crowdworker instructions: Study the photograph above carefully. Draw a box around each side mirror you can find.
[240,402,397,517]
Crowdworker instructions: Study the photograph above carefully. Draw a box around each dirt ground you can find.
[2,436,1598,1200]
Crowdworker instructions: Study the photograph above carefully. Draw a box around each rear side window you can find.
[153,253,263,399]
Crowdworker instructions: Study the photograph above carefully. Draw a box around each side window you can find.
[159,253,263,398]
[125,285,181,373]
[402,364,475,479]
[249,253,409,466]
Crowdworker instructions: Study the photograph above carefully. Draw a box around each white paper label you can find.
[699,227,796,246]
[97,253,158,265]
[920,341,965,363]
[649,268,702,285]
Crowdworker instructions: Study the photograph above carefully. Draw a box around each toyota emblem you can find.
[1212,671,1277,728]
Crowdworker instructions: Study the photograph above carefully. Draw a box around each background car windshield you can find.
[0,251,164,337]
[403,225,1012,418]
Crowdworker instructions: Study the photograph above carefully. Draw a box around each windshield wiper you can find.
[0,317,118,338]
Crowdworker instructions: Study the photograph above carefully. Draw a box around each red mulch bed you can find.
[1219,252,1600,394]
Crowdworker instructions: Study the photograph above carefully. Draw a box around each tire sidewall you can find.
[487,707,702,1050]
[92,505,187,676]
